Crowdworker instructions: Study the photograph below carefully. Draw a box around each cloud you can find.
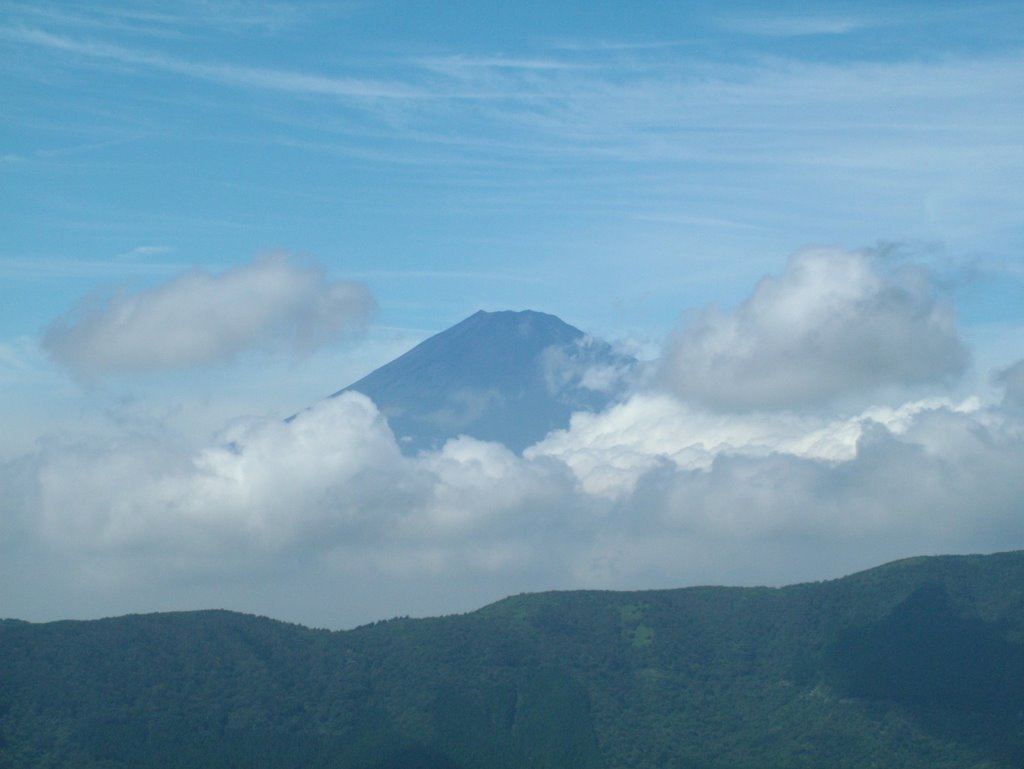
[33,393,401,554]
[4,27,421,100]
[528,392,1024,587]
[718,14,873,37]
[996,359,1024,407]
[574,412,1024,587]
[3,1,318,36]
[541,335,639,400]
[25,393,568,559]
[659,247,968,410]
[43,254,374,376]
[0,254,179,280]
[527,393,980,497]
[5,245,1014,628]
[3,243,1017,626]
[6,379,1024,628]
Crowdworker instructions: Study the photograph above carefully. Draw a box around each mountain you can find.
[333,309,636,453]
[4,550,1024,768]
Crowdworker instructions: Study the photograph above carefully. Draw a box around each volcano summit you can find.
[333,310,636,453]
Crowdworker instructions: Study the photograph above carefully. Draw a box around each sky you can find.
[1,0,1023,629]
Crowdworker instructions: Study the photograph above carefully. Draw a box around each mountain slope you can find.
[334,309,635,453]
[3,551,1024,768]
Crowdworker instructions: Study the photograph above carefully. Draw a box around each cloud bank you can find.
[43,255,374,376]
[6,246,1023,629]
[659,247,968,410]
[6,384,1024,627]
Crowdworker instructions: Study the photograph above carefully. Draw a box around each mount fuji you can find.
[333,309,636,453]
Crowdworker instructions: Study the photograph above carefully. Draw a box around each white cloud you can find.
[25,394,570,562]
[5,380,1024,627]
[659,247,968,409]
[43,254,374,376]
[33,394,399,554]
[547,398,1024,588]
[527,392,981,498]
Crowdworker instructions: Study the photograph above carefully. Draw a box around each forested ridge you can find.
[3,551,1024,768]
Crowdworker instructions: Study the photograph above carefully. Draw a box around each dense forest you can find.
[3,551,1024,768]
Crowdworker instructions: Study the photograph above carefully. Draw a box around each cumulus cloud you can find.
[6,383,1024,627]
[659,247,968,410]
[34,394,398,553]
[25,394,571,567]
[526,393,980,498]
[527,393,1024,586]
[43,254,374,376]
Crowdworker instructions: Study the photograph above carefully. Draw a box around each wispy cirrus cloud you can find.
[717,14,875,38]
[2,0,328,37]
[1,26,423,100]
[0,254,181,280]
[0,136,144,164]
[112,245,174,261]
[6,19,1022,176]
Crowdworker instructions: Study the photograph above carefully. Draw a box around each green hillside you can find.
[3,551,1024,768]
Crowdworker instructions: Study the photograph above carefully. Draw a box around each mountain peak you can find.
[435,308,584,344]
[335,309,634,453]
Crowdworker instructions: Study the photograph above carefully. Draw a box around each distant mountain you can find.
[4,551,1024,768]
[334,309,636,453]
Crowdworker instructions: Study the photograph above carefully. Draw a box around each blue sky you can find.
[2,1,1023,628]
